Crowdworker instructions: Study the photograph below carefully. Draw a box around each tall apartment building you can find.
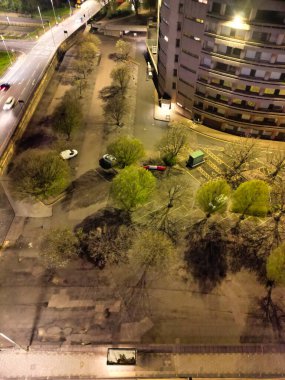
[157,0,285,140]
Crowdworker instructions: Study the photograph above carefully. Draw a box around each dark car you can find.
[99,154,117,169]
[0,83,10,91]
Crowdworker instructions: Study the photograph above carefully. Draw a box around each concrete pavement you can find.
[1,346,285,378]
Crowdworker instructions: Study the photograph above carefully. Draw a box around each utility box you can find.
[187,150,205,168]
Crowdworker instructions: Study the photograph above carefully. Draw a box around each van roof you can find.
[190,150,204,158]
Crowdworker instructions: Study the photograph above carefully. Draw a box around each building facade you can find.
[157,0,285,140]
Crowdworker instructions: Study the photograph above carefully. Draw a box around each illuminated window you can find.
[164,35,168,42]
[264,88,275,95]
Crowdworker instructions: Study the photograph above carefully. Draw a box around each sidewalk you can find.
[153,91,285,150]
[1,347,285,378]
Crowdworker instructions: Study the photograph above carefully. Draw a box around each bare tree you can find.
[103,94,129,127]
[110,64,131,95]
[74,60,90,79]
[266,150,285,180]
[222,138,257,186]
[115,40,132,60]
[157,121,190,166]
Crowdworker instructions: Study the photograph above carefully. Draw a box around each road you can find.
[0,0,101,157]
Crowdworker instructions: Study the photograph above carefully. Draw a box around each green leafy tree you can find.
[267,244,285,285]
[231,179,270,218]
[11,149,70,199]
[111,64,131,95]
[53,90,83,140]
[112,166,156,211]
[196,179,231,218]
[115,40,132,60]
[40,229,79,269]
[158,121,190,166]
[261,243,285,331]
[107,136,145,168]
[103,94,129,127]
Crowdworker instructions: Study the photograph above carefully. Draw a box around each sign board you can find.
[107,348,137,365]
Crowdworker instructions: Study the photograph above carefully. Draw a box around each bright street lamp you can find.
[50,0,58,25]
[38,5,45,31]
[0,35,12,65]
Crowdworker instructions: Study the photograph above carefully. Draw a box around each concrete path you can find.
[1,347,285,378]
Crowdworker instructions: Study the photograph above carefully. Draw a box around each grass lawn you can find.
[0,52,11,77]
[32,6,71,24]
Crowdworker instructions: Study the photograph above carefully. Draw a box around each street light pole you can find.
[67,0,72,16]
[50,0,58,25]
[48,22,56,48]
[0,332,28,351]
[0,35,12,65]
[38,5,45,31]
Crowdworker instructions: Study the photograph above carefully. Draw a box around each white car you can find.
[3,96,15,110]
[60,149,78,160]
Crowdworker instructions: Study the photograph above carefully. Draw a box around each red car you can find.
[143,165,167,171]
[0,83,10,91]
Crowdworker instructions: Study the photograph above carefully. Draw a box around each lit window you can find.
[194,36,201,41]
[195,18,204,23]
[164,35,168,42]
[198,0,207,3]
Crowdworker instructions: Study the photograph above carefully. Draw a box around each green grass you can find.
[0,52,12,77]
[32,6,71,24]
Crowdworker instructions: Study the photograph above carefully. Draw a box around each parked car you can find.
[60,149,78,160]
[0,83,10,92]
[99,154,117,169]
[3,96,15,110]
[143,165,167,171]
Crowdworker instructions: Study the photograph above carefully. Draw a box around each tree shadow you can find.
[240,284,285,343]
[227,223,271,283]
[75,206,131,234]
[16,129,56,153]
[99,85,120,102]
[184,221,228,292]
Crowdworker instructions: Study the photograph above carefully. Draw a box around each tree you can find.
[53,90,83,139]
[74,77,87,97]
[125,228,174,317]
[40,229,79,269]
[267,244,285,286]
[222,138,257,186]
[107,136,145,168]
[260,244,285,333]
[147,178,193,241]
[79,42,99,65]
[130,229,174,274]
[74,60,90,79]
[111,166,156,211]
[110,64,131,95]
[115,40,132,60]
[157,121,190,166]
[103,94,129,127]
[266,150,285,180]
[231,179,270,218]
[79,225,132,269]
[11,149,70,199]
[196,179,231,218]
